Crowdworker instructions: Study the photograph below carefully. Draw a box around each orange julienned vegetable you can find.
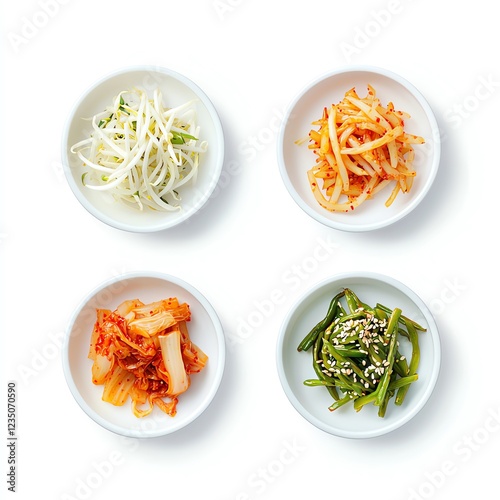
[305,84,425,212]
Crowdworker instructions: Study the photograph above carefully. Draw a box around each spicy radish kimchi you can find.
[88,297,208,417]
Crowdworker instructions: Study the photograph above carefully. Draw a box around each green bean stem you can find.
[297,291,345,352]
[395,320,420,405]
[375,308,402,407]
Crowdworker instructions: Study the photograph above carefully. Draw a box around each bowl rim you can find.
[61,65,225,233]
[276,270,441,439]
[62,270,226,438]
[277,64,441,232]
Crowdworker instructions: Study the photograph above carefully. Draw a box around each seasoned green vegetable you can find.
[297,288,426,417]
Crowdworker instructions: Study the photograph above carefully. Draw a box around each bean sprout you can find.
[71,88,208,211]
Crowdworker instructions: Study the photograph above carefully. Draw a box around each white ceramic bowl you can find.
[276,272,440,439]
[61,66,224,232]
[277,66,440,232]
[62,271,226,438]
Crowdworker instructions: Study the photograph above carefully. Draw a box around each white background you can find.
[1,1,499,499]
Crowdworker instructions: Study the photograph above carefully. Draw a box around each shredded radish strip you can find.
[71,88,208,211]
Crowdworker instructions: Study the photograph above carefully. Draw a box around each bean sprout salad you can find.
[71,88,208,211]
